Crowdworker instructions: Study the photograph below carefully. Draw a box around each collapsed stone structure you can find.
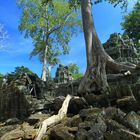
[54,64,73,83]
[103,33,139,65]
[0,72,44,120]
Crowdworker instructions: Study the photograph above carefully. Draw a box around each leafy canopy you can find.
[121,2,140,44]
[17,0,81,66]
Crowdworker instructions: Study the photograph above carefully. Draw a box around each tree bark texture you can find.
[41,45,48,81]
[78,0,136,95]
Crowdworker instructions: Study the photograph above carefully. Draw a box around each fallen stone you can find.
[79,108,105,121]
[85,94,108,107]
[49,124,77,140]
[5,118,20,125]
[116,96,138,111]
[0,123,37,140]
[75,129,88,140]
[27,113,50,125]
[104,129,140,140]
[67,115,82,127]
[68,97,88,115]
[0,124,18,137]
[105,119,126,131]
[78,116,107,140]
[125,111,140,134]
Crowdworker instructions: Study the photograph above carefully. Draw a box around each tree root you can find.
[35,94,72,140]
[106,56,136,73]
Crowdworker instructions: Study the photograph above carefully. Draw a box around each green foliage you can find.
[68,63,83,80]
[94,0,128,9]
[17,0,81,66]
[121,2,140,45]
[14,66,34,74]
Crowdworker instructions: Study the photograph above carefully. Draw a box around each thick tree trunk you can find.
[41,45,48,81]
[47,65,52,80]
[78,0,136,95]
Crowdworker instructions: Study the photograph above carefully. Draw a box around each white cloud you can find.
[0,37,33,55]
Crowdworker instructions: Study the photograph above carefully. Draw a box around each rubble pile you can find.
[103,33,139,65]
[1,99,140,140]
[0,72,44,121]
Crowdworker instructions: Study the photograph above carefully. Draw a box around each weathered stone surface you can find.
[49,124,76,140]
[75,129,88,140]
[103,33,139,65]
[0,86,29,120]
[5,118,20,125]
[104,129,140,140]
[116,96,139,111]
[27,113,50,125]
[125,111,140,133]
[52,96,65,111]
[85,94,109,107]
[79,108,105,120]
[68,97,88,115]
[105,119,126,131]
[66,115,82,127]
[26,95,52,113]
[0,123,37,140]
[55,64,73,84]
[104,107,119,119]
[52,96,88,115]
[0,124,19,137]
[78,116,107,140]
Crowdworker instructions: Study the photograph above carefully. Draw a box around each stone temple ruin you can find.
[54,64,73,83]
[103,33,139,65]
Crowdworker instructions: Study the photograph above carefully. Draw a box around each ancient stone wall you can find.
[104,33,139,64]
[54,64,73,83]
[0,86,29,120]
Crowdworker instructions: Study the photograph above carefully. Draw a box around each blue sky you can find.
[0,0,136,77]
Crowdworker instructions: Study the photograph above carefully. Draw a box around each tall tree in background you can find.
[30,40,61,80]
[69,0,137,95]
[17,0,81,81]
[121,2,140,47]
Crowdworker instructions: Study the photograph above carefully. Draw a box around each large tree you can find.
[121,2,140,46]
[17,0,81,81]
[68,0,137,96]
[30,39,61,80]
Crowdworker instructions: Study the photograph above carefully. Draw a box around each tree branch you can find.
[48,25,61,35]
[48,13,72,36]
